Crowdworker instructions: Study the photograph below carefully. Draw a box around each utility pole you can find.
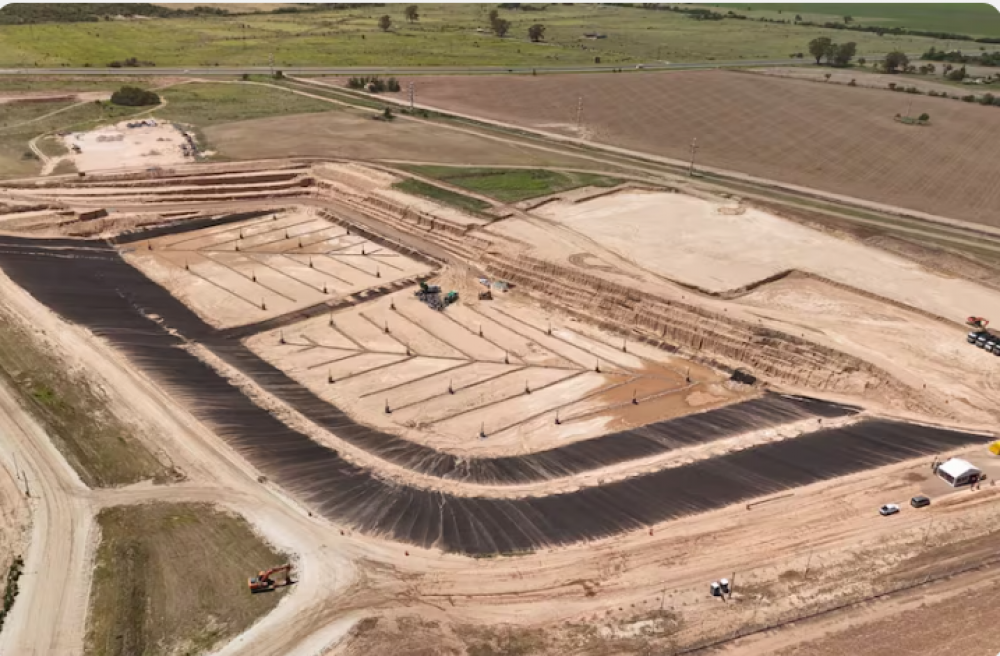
[688,137,699,177]
[409,81,415,110]
[269,52,275,77]
[575,95,584,130]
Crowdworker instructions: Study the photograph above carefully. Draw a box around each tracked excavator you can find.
[248,564,293,593]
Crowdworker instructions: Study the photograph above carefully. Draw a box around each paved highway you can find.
[0,55,904,77]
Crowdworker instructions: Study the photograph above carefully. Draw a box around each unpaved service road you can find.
[0,267,359,656]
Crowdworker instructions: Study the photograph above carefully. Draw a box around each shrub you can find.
[107,56,154,68]
[273,70,284,79]
[980,93,996,105]
[848,78,856,86]
[386,77,401,92]
[947,66,967,81]
[109,85,160,107]
[918,112,930,122]
[962,94,976,102]
[382,107,394,120]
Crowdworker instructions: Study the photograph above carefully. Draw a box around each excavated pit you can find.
[0,234,986,555]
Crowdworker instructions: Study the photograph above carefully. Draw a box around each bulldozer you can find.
[248,564,293,593]
[444,291,459,306]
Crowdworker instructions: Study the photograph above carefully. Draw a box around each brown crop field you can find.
[387,70,1000,226]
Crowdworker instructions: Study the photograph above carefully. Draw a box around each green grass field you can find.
[392,178,493,216]
[706,3,1000,37]
[156,82,337,126]
[404,166,623,202]
[0,4,977,69]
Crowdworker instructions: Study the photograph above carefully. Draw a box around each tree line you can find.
[628,4,1000,44]
[0,2,229,24]
[377,6,546,42]
[807,37,857,67]
[921,47,1000,67]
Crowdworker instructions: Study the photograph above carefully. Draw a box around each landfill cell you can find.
[0,237,985,554]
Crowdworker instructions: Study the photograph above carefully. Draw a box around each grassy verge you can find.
[0,77,159,93]
[392,178,492,216]
[403,165,623,203]
[157,82,338,127]
[86,503,287,656]
[0,307,172,487]
[0,100,149,179]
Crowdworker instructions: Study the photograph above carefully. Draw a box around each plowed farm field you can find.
[390,70,1000,225]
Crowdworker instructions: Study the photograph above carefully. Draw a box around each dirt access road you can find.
[0,268,358,656]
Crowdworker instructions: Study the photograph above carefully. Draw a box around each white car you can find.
[879,503,900,516]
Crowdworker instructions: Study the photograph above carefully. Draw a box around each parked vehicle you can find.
[879,503,900,516]
[910,495,931,508]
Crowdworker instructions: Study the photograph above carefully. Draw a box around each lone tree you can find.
[830,41,857,67]
[808,36,833,64]
[918,112,930,123]
[404,5,419,22]
[378,14,392,32]
[528,23,546,42]
[488,9,511,37]
[110,85,160,107]
[843,15,853,24]
[883,50,909,73]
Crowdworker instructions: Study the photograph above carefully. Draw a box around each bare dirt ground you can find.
[247,282,742,457]
[531,189,1000,323]
[380,70,1000,225]
[745,65,1000,96]
[203,109,601,169]
[3,156,1000,656]
[63,119,191,173]
[125,206,433,329]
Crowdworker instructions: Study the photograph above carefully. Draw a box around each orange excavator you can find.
[248,564,293,593]
[968,317,990,330]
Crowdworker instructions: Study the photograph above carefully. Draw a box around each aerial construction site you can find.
[2,5,1000,653]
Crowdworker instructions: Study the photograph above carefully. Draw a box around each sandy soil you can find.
[124,206,433,329]
[6,157,1000,655]
[531,189,1000,324]
[247,281,743,457]
[63,119,191,173]
[0,267,359,656]
[735,276,1000,420]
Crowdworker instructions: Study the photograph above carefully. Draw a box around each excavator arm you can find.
[248,564,292,593]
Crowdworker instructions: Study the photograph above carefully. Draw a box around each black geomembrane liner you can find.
[0,236,983,554]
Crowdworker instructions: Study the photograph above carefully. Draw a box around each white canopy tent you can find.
[936,458,982,487]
